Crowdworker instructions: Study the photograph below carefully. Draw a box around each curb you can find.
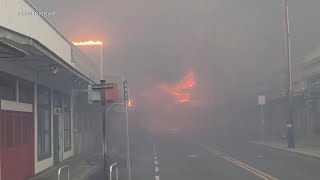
[250,141,320,161]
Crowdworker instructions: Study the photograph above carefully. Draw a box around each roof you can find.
[0,36,95,85]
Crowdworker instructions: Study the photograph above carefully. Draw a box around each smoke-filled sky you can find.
[30,0,320,133]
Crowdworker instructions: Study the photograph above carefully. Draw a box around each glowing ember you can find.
[72,40,102,46]
[160,70,195,104]
[128,98,133,107]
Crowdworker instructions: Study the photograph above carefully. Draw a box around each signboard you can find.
[88,83,121,103]
[123,80,128,101]
[258,95,265,105]
[105,83,119,103]
[92,83,114,89]
[88,84,103,104]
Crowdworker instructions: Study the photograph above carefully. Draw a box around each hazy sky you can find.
[29,0,320,131]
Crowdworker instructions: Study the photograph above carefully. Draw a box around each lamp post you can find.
[122,77,132,180]
[282,0,295,148]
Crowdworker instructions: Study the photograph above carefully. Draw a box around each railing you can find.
[109,163,119,180]
[58,165,70,180]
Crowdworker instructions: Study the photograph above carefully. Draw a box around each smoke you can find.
[30,0,320,137]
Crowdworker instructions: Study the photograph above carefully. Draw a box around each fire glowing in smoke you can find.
[128,98,133,107]
[160,70,195,104]
[72,40,103,46]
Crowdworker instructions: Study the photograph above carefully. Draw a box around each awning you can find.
[0,36,94,90]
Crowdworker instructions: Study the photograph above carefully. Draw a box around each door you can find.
[53,92,62,164]
[0,110,34,180]
[53,115,60,164]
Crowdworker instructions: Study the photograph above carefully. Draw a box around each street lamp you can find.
[282,0,295,148]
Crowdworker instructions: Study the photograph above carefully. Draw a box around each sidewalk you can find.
[251,138,320,159]
[29,154,100,180]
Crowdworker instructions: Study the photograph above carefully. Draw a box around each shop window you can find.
[37,85,51,160]
[64,113,71,151]
[64,94,72,152]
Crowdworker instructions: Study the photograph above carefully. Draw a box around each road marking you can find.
[222,155,278,180]
[153,145,160,180]
[201,144,278,180]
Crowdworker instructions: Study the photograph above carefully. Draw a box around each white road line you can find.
[153,145,160,180]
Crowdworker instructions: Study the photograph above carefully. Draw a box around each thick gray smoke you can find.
[31,0,320,137]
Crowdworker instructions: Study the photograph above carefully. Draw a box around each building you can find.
[0,0,102,179]
[264,46,320,140]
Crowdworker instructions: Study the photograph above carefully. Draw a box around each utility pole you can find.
[258,95,266,136]
[283,0,295,148]
[261,104,265,135]
[123,78,132,180]
[100,80,108,179]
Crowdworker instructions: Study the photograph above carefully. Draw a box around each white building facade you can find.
[0,0,101,179]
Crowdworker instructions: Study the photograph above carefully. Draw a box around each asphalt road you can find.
[87,126,320,180]
[129,131,320,180]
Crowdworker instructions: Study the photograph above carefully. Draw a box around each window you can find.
[63,94,72,152]
[19,79,34,104]
[0,75,16,101]
[37,85,51,160]
[64,113,71,151]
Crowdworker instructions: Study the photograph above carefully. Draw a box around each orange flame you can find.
[160,70,195,104]
[72,40,102,46]
[128,98,133,107]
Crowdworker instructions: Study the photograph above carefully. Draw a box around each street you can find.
[129,129,320,180]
